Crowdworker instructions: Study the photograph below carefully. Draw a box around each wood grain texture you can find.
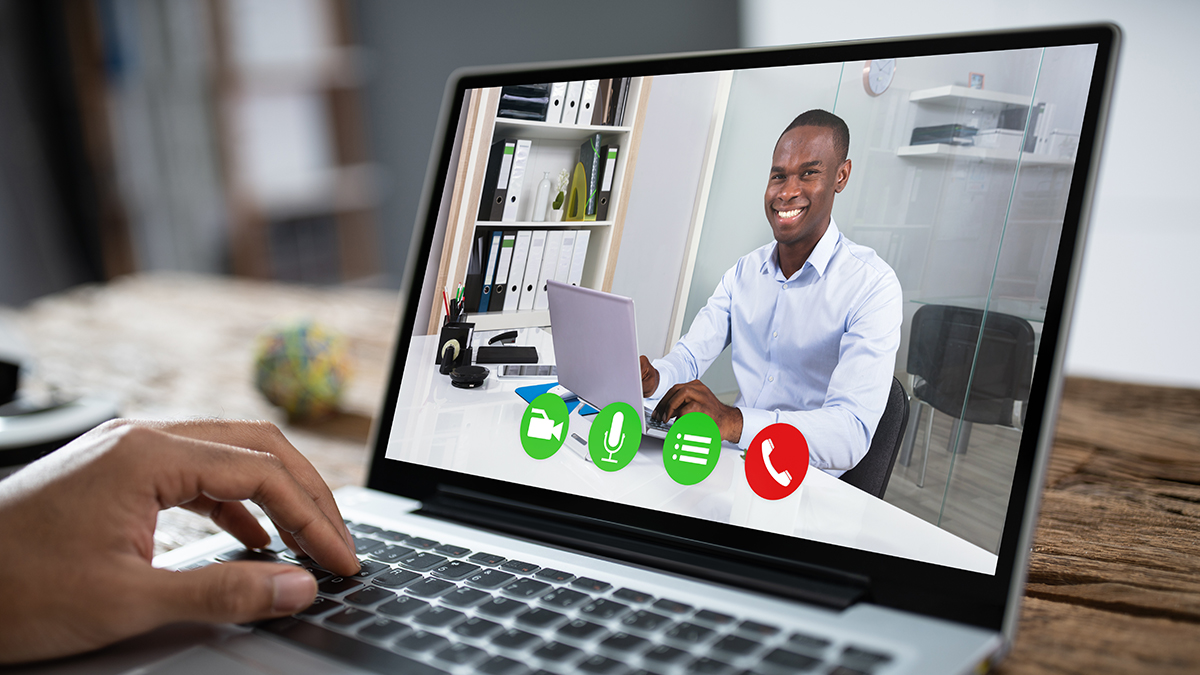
[5,276,1198,673]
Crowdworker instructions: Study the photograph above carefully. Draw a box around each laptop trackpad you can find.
[139,646,268,675]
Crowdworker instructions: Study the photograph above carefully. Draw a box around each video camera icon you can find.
[527,408,563,441]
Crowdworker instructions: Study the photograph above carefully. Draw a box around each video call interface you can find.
[385,43,1100,574]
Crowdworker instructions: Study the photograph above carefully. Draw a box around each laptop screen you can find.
[372,27,1115,597]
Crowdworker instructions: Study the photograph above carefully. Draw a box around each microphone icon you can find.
[602,410,625,463]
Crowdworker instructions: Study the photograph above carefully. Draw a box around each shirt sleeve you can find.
[650,266,736,399]
[737,269,903,475]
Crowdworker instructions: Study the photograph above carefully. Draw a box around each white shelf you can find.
[909,85,1030,110]
[465,309,550,331]
[494,118,633,141]
[896,144,1074,166]
[473,220,613,229]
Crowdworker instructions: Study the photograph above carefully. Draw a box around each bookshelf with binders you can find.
[429,78,650,333]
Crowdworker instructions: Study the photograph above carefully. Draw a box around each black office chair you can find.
[840,377,909,499]
[898,304,1035,487]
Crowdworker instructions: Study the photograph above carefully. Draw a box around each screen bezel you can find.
[366,24,1119,631]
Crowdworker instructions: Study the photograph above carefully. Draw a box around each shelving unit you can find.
[428,79,650,333]
[897,85,1074,167]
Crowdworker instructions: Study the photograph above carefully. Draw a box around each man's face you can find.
[764,125,851,250]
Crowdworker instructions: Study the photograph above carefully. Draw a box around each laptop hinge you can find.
[418,486,868,610]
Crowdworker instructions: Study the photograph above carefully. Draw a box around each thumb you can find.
[154,563,317,624]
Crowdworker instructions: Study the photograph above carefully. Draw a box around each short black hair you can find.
[779,109,850,163]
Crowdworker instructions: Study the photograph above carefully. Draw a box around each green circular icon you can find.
[520,393,569,460]
[663,412,721,485]
[588,402,642,471]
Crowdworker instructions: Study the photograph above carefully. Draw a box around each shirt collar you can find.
[760,218,842,280]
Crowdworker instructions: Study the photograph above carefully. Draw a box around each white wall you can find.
[742,0,1200,389]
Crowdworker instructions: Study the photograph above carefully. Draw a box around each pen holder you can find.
[436,322,474,372]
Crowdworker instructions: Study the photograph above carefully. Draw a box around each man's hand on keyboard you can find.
[0,418,360,664]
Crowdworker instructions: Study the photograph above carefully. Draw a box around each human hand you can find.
[0,418,359,664]
[653,379,743,443]
[639,355,659,398]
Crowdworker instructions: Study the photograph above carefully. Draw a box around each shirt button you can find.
[783,283,788,289]
[773,331,778,339]
[768,376,774,382]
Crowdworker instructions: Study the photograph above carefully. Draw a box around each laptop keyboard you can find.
[199,520,895,675]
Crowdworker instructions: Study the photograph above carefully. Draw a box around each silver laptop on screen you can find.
[16,24,1119,675]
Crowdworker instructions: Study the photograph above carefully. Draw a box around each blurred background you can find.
[0,0,1195,390]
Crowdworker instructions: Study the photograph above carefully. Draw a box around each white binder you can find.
[503,230,532,312]
[554,230,576,284]
[566,229,590,286]
[517,230,547,311]
[578,80,600,126]
[532,230,563,311]
[546,82,568,124]
[490,231,516,312]
[562,81,584,125]
[501,139,532,222]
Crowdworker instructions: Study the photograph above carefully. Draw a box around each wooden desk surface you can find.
[5,274,1198,673]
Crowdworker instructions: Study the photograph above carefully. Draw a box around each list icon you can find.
[745,423,808,500]
[662,412,721,485]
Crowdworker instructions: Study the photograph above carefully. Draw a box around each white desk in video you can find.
[387,329,997,574]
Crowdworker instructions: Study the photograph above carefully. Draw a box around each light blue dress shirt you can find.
[651,220,903,476]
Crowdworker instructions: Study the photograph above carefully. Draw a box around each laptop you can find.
[21,24,1119,675]
[546,279,671,439]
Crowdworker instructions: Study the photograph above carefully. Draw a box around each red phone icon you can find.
[745,424,808,500]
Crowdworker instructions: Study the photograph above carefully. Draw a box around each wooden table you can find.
[4,274,1198,673]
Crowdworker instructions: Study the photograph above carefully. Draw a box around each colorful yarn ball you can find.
[254,321,351,421]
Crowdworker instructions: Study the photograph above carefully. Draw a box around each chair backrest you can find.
[840,376,909,498]
[906,304,1035,426]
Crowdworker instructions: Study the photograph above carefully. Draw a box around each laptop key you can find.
[441,587,491,608]
[434,543,471,557]
[688,656,735,673]
[613,588,654,604]
[579,598,630,621]
[762,647,822,672]
[453,616,503,639]
[403,536,439,550]
[324,607,372,628]
[318,576,362,596]
[578,655,627,675]
[352,536,386,555]
[398,551,448,572]
[431,560,481,581]
[467,568,517,589]
[540,588,591,610]
[501,559,541,574]
[377,595,429,618]
[356,617,409,642]
[350,523,382,535]
[534,568,575,583]
[468,551,507,566]
[296,597,340,617]
[651,599,692,615]
[493,627,542,651]
[216,547,278,563]
[502,578,551,599]
[692,609,736,627]
[840,646,893,670]
[532,641,581,663]
[599,632,648,655]
[556,618,607,642]
[352,559,387,579]
[370,544,415,564]
[665,621,714,645]
[435,643,486,666]
[644,644,690,665]
[343,585,393,607]
[571,577,613,593]
[712,633,761,656]
[828,668,871,675]
[787,632,832,652]
[515,607,566,630]
[621,610,671,633]
[411,606,464,629]
[376,529,408,541]
[477,596,528,619]
[372,568,421,589]
[406,577,455,598]
[394,630,448,654]
[295,562,332,583]
[478,655,527,675]
[736,619,780,638]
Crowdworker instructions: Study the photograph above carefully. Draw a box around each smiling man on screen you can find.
[640,109,902,476]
